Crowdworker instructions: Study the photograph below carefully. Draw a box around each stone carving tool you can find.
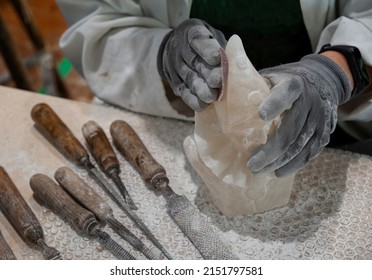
[82,120,137,210]
[0,229,17,260]
[54,166,161,260]
[30,103,124,207]
[29,173,136,260]
[30,103,171,259]
[110,120,238,260]
[0,166,62,260]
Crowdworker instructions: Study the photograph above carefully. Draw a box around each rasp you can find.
[29,173,136,260]
[110,120,238,260]
[54,166,161,260]
[0,166,61,260]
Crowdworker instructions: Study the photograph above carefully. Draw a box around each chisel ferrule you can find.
[151,173,169,190]
[85,219,100,236]
[36,239,62,260]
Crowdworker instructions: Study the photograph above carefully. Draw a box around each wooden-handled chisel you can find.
[31,103,120,200]
[110,120,238,260]
[54,166,162,260]
[82,120,137,210]
[0,166,61,260]
[29,173,136,260]
[30,103,171,259]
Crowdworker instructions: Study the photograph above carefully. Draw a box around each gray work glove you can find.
[157,18,227,111]
[247,54,352,177]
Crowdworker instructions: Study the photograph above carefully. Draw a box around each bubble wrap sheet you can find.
[0,87,371,260]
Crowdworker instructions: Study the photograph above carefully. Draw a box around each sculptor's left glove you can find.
[248,54,352,177]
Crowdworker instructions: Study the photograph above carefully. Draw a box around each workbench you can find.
[0,85,371,260]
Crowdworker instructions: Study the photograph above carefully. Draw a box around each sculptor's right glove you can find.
[248,54,352,177]
[157,18,227,111]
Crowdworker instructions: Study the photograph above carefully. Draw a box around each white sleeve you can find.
[55,0,194,121]
[300,0,372,138]
[316,0,372,138]
[316,1,372,65]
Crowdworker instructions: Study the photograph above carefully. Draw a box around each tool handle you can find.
[54,166,112,222]
[0,229,17,260]
[82,121,138,210]
[82,120,120,176]
[110,120,168,189]
[31,103,89,166]
[0,167,44,244]
[29,174,98,235]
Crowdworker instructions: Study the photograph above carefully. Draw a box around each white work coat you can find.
[56,0,372,139]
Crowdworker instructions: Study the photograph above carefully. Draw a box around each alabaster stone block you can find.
[183,35,295,217]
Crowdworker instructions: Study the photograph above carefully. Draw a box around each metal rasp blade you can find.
[95,230,136,260]
[107,218,159,260]
[110,120,239,260]
[165,188,237,260]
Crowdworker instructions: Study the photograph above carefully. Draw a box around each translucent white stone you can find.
[183,35,295,217]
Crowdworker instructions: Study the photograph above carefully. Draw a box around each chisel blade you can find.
[87,164,172,259]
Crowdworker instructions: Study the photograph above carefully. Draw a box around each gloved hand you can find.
[247,54,352,177]
[157,18,227,111]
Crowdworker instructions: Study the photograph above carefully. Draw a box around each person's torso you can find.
[190,0,312,69]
